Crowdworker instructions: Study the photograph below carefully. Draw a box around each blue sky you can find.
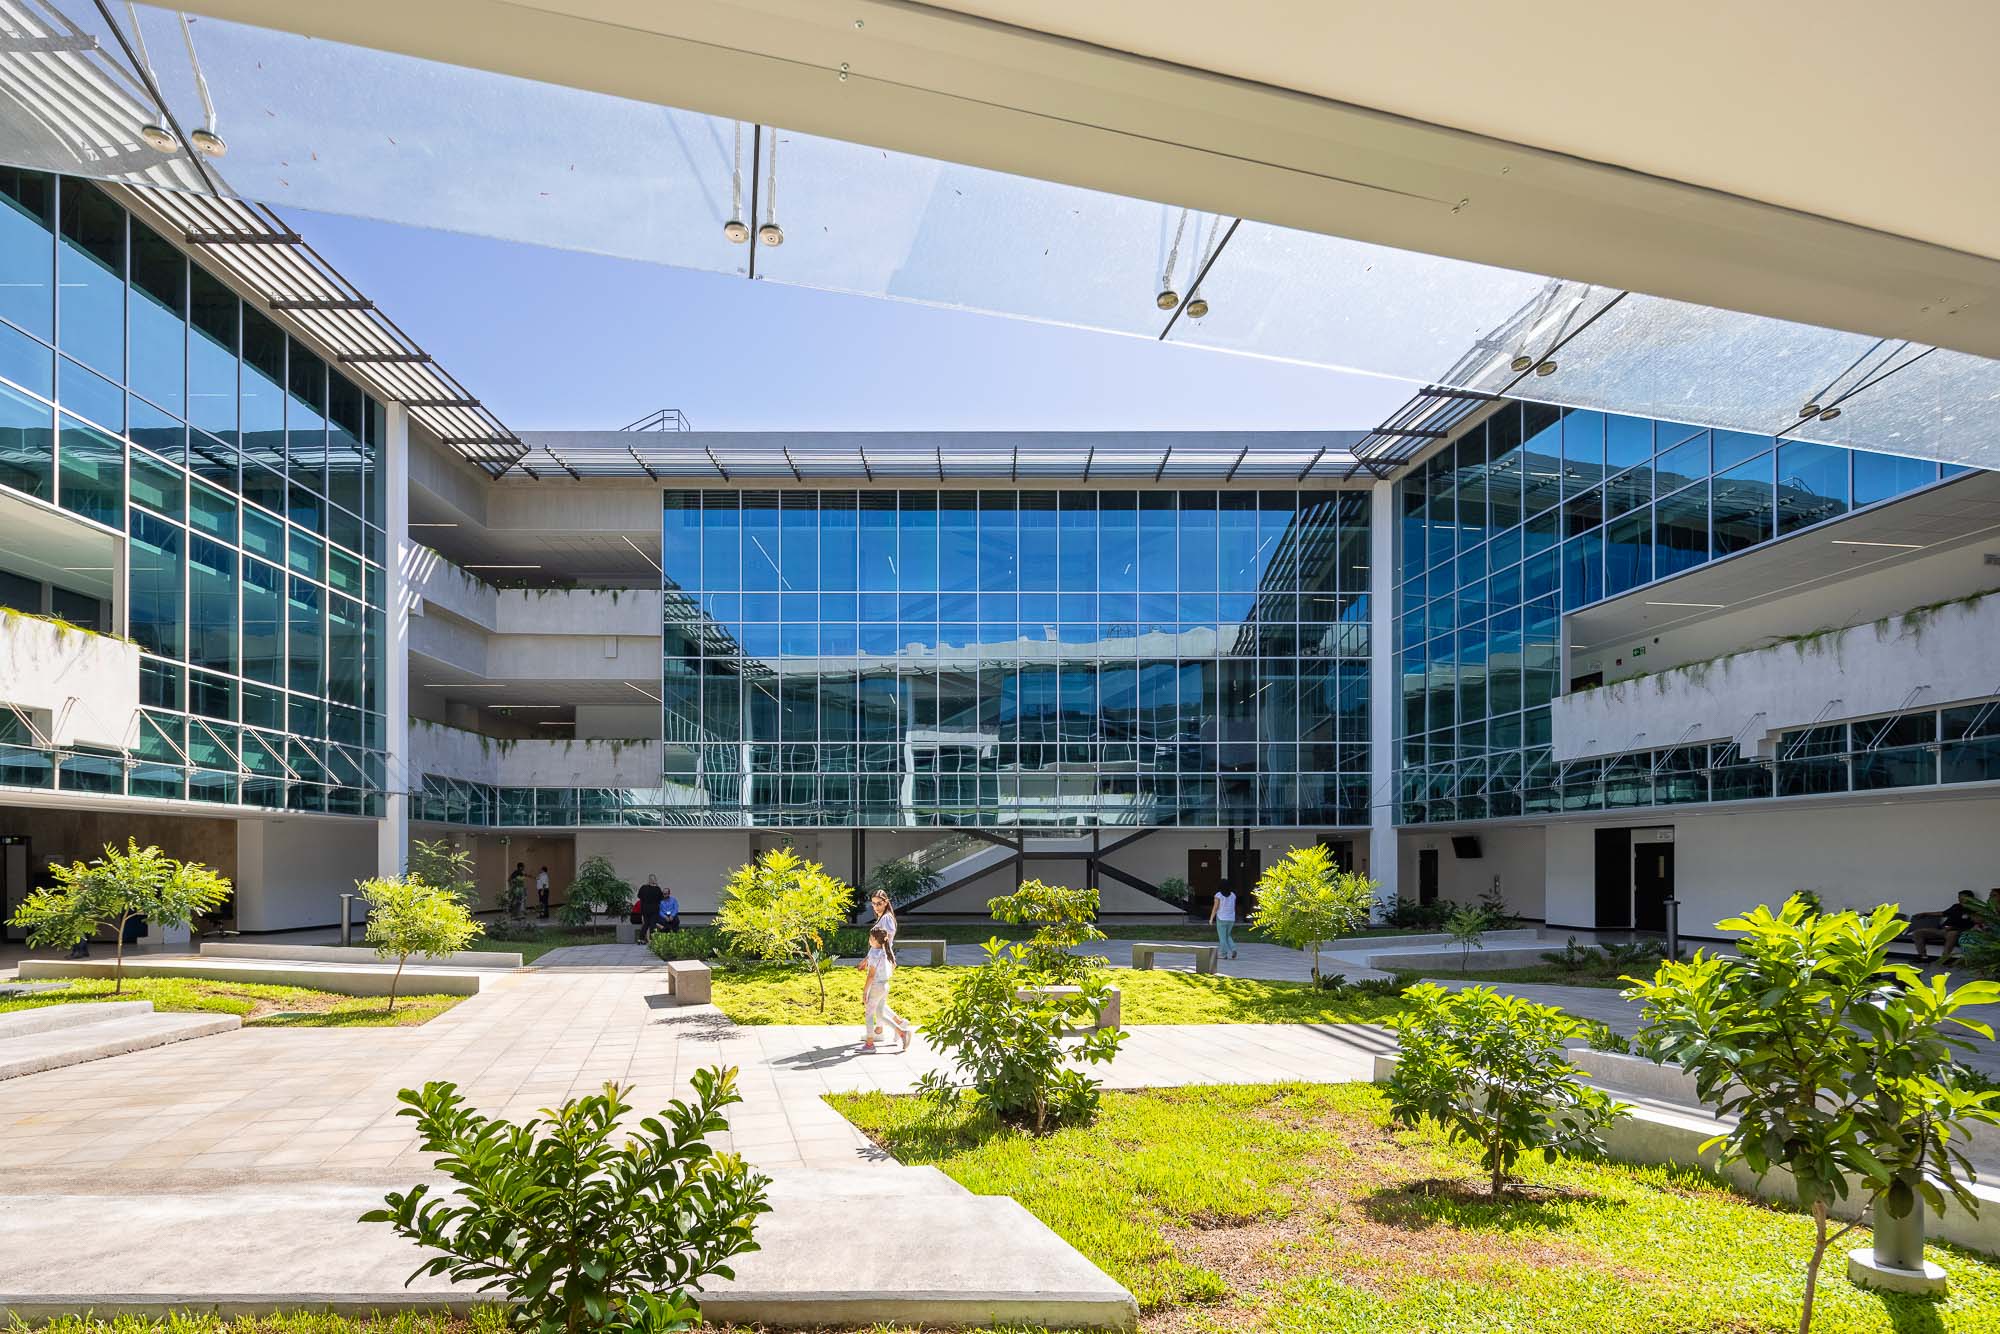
[294,210,1417,434]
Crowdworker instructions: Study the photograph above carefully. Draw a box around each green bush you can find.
[1443,904,1487,973]
[1385,897,1453,930]
[865,855,938,906]
[714,849,855,1010]
[561,855,632,927]
[1153,875,1190,907]
[1386,983,1627,1196]
[647,924,872,964]
[365,1067,771,1333]
[408,839,477,905]
[916,940,1125,1133]
[1538,936,1603,974]
[1250,845,1376,983]
[987,879,1105,983]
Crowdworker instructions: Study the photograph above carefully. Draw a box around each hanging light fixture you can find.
[1185,296,1210,319]
[138,124,178,152]
[1156,209,1187,310]
[125,7,178,154]
[175,12,226,156]
[1818,406,1843,421]
[1509,355,1534,373]
[757,128,784,246]
[1181,215,1223,320]
[1799,402,1821,417]
[1534,359,1558,376]
[722,122,748,243]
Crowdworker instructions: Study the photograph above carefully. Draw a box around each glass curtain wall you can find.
[1395,401,1971,823]
[0,171,388,813]
[662,487,1372,828]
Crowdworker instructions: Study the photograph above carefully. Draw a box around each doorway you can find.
[1417,848,1440,905]
[1188,848,1222,919]
[1633,837,1675,932]
[1593,828,1632,930]
[2,835,28,943]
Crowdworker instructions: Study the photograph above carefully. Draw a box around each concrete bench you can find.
[1132,941,1219,974]
[1016,983,1121,1030]
[897,938,947,966]
[666,959,712,1005]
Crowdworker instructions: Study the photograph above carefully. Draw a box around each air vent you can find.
[1985,553,2000,567]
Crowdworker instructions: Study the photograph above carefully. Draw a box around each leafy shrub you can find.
[8,840,232,993]
[360,874,484,1012]
[1476,878,1519,930]
[561,855,633,927]
[916,940,1125,1132]
[715,849,855,1010]
[1602,939,1665,971]
[1959,895,2000,978]
[648,924,871,964]
[1248,845,1375,983]
[1387,983,1627,1196]
[988,879,1106,983]
[1443,904,1487,973]
[865,855,938,907]
[1539,936,1602,974]
[1628,896,2000,1333]
[409,839,477,905]
[1385,897,1453,930]
[1578,1019,1632,1054]
[365,1068,771,1333]
[1154,876,1190,908]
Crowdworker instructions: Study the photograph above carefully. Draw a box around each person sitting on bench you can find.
[657,888,681,934]
[1905,890,1980,964]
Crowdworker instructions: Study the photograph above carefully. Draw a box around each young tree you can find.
[1444,903,1487,974]
[1386,983,1627,1196]
[562,854,632,927]
[916,940,1126,1133]
[8,840,232,994]
[987,878,1106,983]
[1626,897,2000,1334]
[365,1067,771,1333]
[408,838,478,905]
[714,848,854,1011]
[360,875,484,1013]
[1247,844,1375,984]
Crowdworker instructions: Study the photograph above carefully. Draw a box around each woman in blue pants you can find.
[1209,886,1238,959]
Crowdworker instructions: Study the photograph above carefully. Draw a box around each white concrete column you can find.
[376,405,412,878]
[1367,479,1400,916]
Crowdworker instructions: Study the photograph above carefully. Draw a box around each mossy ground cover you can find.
[0,976,463,1027]
[832,1082,2000,1333]
[711,964,1405,1027]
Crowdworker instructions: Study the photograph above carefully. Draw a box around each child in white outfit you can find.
[860,926,913,1053]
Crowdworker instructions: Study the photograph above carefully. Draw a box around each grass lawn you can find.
[469,926,617,963]
[891,922,1418,946]
[0,975,464,1027]
[833,1082,2000,1333]
[711,963,1405,1027]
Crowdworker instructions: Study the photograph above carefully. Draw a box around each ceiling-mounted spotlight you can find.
[1818,406,1842,421]
[758,222,785,246]
[1509,355,1534,373]
[1156,289,1180,311]
[188,128,226,158]
[1799,402,1821,418]
[1185,297,1211,319]
[138,124,178,153]
[723,219,749,243]
[1534,359,1557,376]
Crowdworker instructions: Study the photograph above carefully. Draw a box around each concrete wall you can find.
[1554,590,2000,762]
[233,817,380,931]
[1541,791,2000,933]
[575,705,661,739]
[1396,825,1548,919]
[0,805,238,933]
[411,721,665,786]
[467,832,578,911]
[0,612,140,749]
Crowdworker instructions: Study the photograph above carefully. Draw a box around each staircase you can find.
[893,833,1182,914]
[0,998,240,1080]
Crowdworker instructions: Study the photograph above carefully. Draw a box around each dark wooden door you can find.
[1633,840,1674,933]
[1189,848,1222,919]
[1229,847,1263,915]
[1418,848,1440,905]
[1595,828,1634,929]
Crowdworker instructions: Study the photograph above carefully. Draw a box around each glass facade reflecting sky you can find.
[1394,402,1972,823]
[661,488,1372,827]
[0,170,389,814]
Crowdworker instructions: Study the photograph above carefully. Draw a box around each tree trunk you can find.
[113,914,129,995]
[1490,1111,1506,1197]
[388,954,405,1013]
[1800,1203,1828,1334]
[1312,942,1321,984]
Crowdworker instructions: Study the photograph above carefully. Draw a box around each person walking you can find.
[859,925,913,1053]
[535,866,551,920]
[1209,885,1239,960]
[867,889,898,1042]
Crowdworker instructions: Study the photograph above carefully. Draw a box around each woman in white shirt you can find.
[1209,887,1238,959]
